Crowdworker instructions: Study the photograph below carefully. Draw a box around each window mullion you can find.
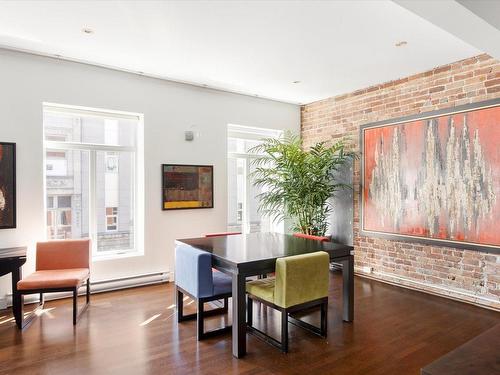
[228,152,259,159]
[45,141,134,153]
[89,150,98,256]
[133,151,138,253]
[243,158,251,234]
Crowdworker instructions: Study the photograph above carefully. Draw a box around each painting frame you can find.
[0,142,16,229]
[359,98,500,254]
[161,164,214,211]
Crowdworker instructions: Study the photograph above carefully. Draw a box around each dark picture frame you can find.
[359,98,500,254]
[162,164,214,210]
[0,142,16,229]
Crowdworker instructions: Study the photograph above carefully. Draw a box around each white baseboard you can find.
[1,271,170,309]
[354,267,500,312]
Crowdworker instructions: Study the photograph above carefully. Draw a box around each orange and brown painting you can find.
[362,104,499,250]
[162,165,213,210]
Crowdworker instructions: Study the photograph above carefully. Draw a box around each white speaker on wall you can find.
[184,130,194,141]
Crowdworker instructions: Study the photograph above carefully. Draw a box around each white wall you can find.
[0,49,299,300]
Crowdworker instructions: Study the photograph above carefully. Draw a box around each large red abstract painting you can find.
[360,100,500,252]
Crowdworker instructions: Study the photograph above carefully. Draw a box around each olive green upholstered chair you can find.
[246,251,330,352]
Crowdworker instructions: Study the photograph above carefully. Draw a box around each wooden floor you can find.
[0,273,498,375]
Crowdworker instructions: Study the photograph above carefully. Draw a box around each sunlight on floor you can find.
[139,313,161,326]
[35,307,56,318]
[0,317,14,325]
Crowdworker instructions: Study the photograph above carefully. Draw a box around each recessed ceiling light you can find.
[82,28,94,35]
[292,80,301,84]
[395,41,407,47]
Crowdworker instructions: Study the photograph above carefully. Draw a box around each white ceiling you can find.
[0,0,481,104]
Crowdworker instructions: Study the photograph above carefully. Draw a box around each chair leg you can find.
[176,288,231,339]
[73,281,90,325]
[86,279,90,304]
[15,291,43,330]
[247,296,253,327]
[14,291,24,329]
[73,288,78,325]
[195,296,232,340]
[197,299,204,341]
[281,310,288,353]
[320,301,328,337]
[176,288,184,323]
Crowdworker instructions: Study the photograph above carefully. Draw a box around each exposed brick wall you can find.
[301,54,500,310]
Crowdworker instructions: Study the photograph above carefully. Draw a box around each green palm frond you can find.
[249,131,356,236]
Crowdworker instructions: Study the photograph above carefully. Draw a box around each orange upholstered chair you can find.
[293,233,330,242]
[15,239,91,329]
[204,232,242,237]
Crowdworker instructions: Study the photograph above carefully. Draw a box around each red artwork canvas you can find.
[360,100,500,252]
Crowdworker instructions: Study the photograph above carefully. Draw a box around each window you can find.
[43,103,144,259]
[227,124,283,234]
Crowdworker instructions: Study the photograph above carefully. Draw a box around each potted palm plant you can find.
[250,132,355,237]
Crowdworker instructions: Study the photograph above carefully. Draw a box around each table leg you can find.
[11,265,23,329]
[232,272,246,358]
[340,255,354,322]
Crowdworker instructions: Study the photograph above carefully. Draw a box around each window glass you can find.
[227,125,283,234]
[46,151,89,240]
[43,112,136,147]
[44,106,141,258]
[96,151,135,251]
[227,158,245,233]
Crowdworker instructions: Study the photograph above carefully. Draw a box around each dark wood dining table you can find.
[176,232,354,358]
[0,246,27,328]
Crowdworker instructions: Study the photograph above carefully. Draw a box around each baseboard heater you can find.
[354,267,499,312]
[1,271,170,309]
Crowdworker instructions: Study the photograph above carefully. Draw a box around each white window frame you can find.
[43,103,144,261]
[227,124,283,234]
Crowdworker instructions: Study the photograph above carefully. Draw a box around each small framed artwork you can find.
[162,164,214,210]
[0,142,16,229]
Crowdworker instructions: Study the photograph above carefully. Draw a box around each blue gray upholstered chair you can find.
[175,245,232,340]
